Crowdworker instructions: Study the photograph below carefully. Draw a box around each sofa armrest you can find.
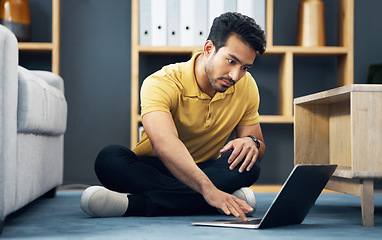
[17,67,67,136]
[31,70,65,94]
[0,25,19,219]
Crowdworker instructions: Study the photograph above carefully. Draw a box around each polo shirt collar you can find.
[182,52,235,100]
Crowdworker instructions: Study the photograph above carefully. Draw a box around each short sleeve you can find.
[237,75,260,126]
[140,72,178,117]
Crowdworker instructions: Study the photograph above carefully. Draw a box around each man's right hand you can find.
[202,187,252,221]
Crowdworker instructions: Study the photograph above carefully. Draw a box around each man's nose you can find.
[228,67,241,82]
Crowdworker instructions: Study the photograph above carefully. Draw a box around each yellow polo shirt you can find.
[133,52,260,163]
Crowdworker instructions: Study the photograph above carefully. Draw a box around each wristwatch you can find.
[246,135,261,149]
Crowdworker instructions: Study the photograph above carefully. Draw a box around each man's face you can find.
[204,34,257,93]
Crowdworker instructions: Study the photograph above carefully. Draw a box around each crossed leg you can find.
[94,145,261,216]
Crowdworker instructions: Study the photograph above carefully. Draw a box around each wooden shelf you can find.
[135,114,294,124]
[333,166,382,179]
[130,0,354,148]
[138,45,349,56]
[259,115,294,124]
[138,46,201,54]
[18,0,60,74]
[266,46,349,55]
[294,84,382,175]
[18,42,53,51]
[250,184,336,193]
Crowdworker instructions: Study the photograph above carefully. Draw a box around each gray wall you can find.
[22,0,382,185]
[61,0,132,184]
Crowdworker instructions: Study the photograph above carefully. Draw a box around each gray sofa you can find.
[0,25,67,234]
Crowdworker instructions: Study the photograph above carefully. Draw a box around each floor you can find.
[1,190,382,239]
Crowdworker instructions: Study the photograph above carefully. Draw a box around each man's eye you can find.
[228,59,235,64]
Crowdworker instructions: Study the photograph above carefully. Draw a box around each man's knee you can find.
[204,152,261,192]
[229,159,261,187]
[216,149,261,179]
[95,145,118,167]
[94,145,135,174]
[249,160,261,183]
[230,161,261,192]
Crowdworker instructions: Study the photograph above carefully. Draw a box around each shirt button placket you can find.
[205,104,212,128]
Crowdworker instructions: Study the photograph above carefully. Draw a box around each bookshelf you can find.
[130,0,354,148]
[17,0,60,74]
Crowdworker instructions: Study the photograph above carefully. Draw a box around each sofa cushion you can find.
[31,70,65,93]
[17,66,67,136]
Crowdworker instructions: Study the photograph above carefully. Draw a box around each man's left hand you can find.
[220,137,259,173]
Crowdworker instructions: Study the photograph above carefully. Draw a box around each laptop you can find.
[193,164,337,229]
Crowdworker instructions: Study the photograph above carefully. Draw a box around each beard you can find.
[204,60,235,93]
[210,77,236,93]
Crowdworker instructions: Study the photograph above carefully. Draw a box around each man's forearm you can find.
[142,111,216,195]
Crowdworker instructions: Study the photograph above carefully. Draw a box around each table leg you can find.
[360,179,374,226]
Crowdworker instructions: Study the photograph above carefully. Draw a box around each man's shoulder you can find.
[144,63,183,88]
[236,72,258,91]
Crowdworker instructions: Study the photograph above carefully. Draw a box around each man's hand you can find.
[220,137,259,173]
[203,187,253,221]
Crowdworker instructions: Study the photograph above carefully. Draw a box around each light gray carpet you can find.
[1,191,382,239]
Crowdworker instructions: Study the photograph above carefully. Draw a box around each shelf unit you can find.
[130,0,354,148]
[17,0,60,74]
[294,84,382,226]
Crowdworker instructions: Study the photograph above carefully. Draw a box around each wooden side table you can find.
[294,84,382,226]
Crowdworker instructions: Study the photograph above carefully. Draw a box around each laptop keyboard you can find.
[230,219,262,224]
[213,218,262,225]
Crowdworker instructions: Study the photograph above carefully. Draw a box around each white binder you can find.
[194,0,208,46]
[237,0,254,19]
[139,0,151,46]
[167,0,180,46]
[138,126,144,141]
[180,0,195,46]
[224,0,237,12]
[237,0,266,31]
[151,0,167,46]
[208,0,225,32]
[253,0,266,31]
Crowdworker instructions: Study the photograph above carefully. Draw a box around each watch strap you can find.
[246,135,260,149]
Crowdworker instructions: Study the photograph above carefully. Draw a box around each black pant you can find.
[94,145,261,217]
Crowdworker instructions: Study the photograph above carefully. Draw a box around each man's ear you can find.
[203,40,215,57]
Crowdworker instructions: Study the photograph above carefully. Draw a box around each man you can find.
[81,12,266,222]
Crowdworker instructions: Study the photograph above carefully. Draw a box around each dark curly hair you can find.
[207,12,266,54]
